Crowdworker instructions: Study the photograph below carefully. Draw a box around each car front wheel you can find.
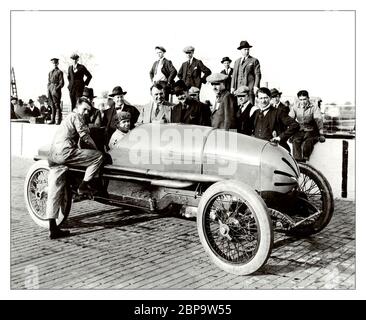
[197,180,273,275]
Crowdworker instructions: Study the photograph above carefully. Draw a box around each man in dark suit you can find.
[234,86,257,135]
[232,41,261,105]
[207,73,237,130]
[177,46,211,95]
[188,86,212,126]
[109,86,140,130]
[149,46,177,101]
[28,99,41,117]
[47,58,64,124]
[252,87,299,147]
[171,80,201,125]
[67,53,92,110]
[270,88,291,151]
[10,96,18,119]
[220,57,233,91]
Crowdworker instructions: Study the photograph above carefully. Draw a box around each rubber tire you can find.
[289,162,334,236]
[197,180,273,275]
[24,160,72,228]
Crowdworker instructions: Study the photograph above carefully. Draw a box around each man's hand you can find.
[253,86,259,94]
[319,135,326,143]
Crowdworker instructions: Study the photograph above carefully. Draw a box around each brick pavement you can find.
[10,157,355,289]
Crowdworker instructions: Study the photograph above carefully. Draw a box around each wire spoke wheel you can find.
[204,193,259,264]
[289,162,334,236]
[197,180,273,275]
[24,160,72,228]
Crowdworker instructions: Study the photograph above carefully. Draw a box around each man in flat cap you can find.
[178,46,211,96]
[207,73,237,130]
[139,83,174,124]
[109,111,131,150]
[171,80,201,125]
[47,58,64,124]
[234,86,258,135]
[67,53,93,110]
[149,46,177,101]
[232,41,262,105]
[220,57,233,91]
[251,87,299,148]
[289,90,326,162]
[46,97,104,239]
[188,86,212,126]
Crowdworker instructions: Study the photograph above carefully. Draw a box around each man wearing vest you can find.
[232,40,262,105]
[178,46,212,97]
[252,87,299,148]
[289,90,326,162]
[149,46,177,101]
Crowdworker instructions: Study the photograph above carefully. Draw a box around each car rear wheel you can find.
[24,160,71,228]
[197,180,273,275]
[287,162,334,236]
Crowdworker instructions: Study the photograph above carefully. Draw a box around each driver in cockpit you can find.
[108,111,131,150]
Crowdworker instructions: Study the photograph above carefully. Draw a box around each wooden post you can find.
[341,140,348,198]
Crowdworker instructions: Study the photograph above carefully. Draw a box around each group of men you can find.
[41,40,326,239]
[46,53,92,124]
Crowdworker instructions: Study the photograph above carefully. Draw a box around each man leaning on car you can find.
[46,97,104,239]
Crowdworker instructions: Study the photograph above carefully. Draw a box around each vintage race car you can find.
[24,123,334,275]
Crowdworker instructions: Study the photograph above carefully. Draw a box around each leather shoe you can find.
[49,228,70,240]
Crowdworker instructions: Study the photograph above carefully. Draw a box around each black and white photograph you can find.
[2,0,364,300]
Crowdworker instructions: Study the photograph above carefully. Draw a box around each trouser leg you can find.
[70,90,76,110]
[303,131,318,159]
[63,149,104,182]
[291,131,305,160]
[46,165,68,219]
[48,89,56,124]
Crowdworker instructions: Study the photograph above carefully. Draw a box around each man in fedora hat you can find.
[109,86,140,130]
[269,88,291,151]
[47,58,64,124]
[67,53,93,110]
[171,80,201,125]
[234,86,258,135]
[139,83,174,124]
[82,87,101,127]
[177,46,211,95]
[270,88,289,114]
[207,73,237,130]
[220,57,233,91]
[232,41,261,105]
[150,46,177,101]
[28,99,41,117]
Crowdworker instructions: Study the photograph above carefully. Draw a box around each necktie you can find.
[155,104,160,117]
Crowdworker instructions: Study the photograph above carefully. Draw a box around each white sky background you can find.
[2,0,366,301]
[11,10,355,106]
